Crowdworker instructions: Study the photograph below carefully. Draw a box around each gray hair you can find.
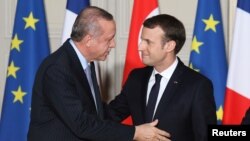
[71,6,114,42]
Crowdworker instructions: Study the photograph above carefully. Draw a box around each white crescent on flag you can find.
[122,0,159,125]
[122,0,159,85]
[137,8,159,46]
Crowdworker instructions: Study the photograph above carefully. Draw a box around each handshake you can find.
[134,120,171,141]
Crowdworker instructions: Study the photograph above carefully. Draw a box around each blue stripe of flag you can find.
[237,0,250,13]
[66,0,90,14]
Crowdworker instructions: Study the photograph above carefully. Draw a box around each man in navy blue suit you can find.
[108,14,217,141]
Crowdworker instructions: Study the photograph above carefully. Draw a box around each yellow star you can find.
[11,34,23,52]
[191,36,204,54]
[12,86,27,104]
[7,61,20,78]
[216,105,223,121]
[189,63,200,72]
[23,12,39,30]
[202,14,220,32]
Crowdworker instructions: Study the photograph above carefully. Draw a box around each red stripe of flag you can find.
[223,88,250,124]
[122,0,159,125]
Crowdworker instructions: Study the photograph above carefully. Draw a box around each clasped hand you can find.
[134,119,171,141]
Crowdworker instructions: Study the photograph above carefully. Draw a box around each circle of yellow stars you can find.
[191,14,220,55]
[189,13,223,121]
[7,11,39,104]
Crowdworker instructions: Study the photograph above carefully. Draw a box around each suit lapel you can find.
[154,59,186,120]
[64,41,97,108]
[141,67,154,122]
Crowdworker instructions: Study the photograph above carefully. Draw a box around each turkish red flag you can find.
[122,0,159,125]
[222,0,250,124]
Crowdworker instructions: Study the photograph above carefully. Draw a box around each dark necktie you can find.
[145,74,162,122]
[90,62,104,119]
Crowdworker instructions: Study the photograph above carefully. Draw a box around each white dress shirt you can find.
[146,57,178,117]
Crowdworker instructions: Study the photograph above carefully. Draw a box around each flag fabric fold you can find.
[122,0,159,125]
[189,0,228,124]
[122,0,159,85]
[0,0,50,140]
[223,0,250,124]
[61,0,90,43]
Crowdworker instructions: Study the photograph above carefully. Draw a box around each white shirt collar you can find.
[69,39,89,70]
[153,57,178,79]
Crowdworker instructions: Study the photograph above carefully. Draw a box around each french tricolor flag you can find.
[223,0,250,124]
[62,0,90,43]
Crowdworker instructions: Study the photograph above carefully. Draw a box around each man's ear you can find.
[164,40,176,52]
[85,34,92,47]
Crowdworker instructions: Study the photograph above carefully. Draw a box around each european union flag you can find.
[189,0,228,124]
[0,0,50,140]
